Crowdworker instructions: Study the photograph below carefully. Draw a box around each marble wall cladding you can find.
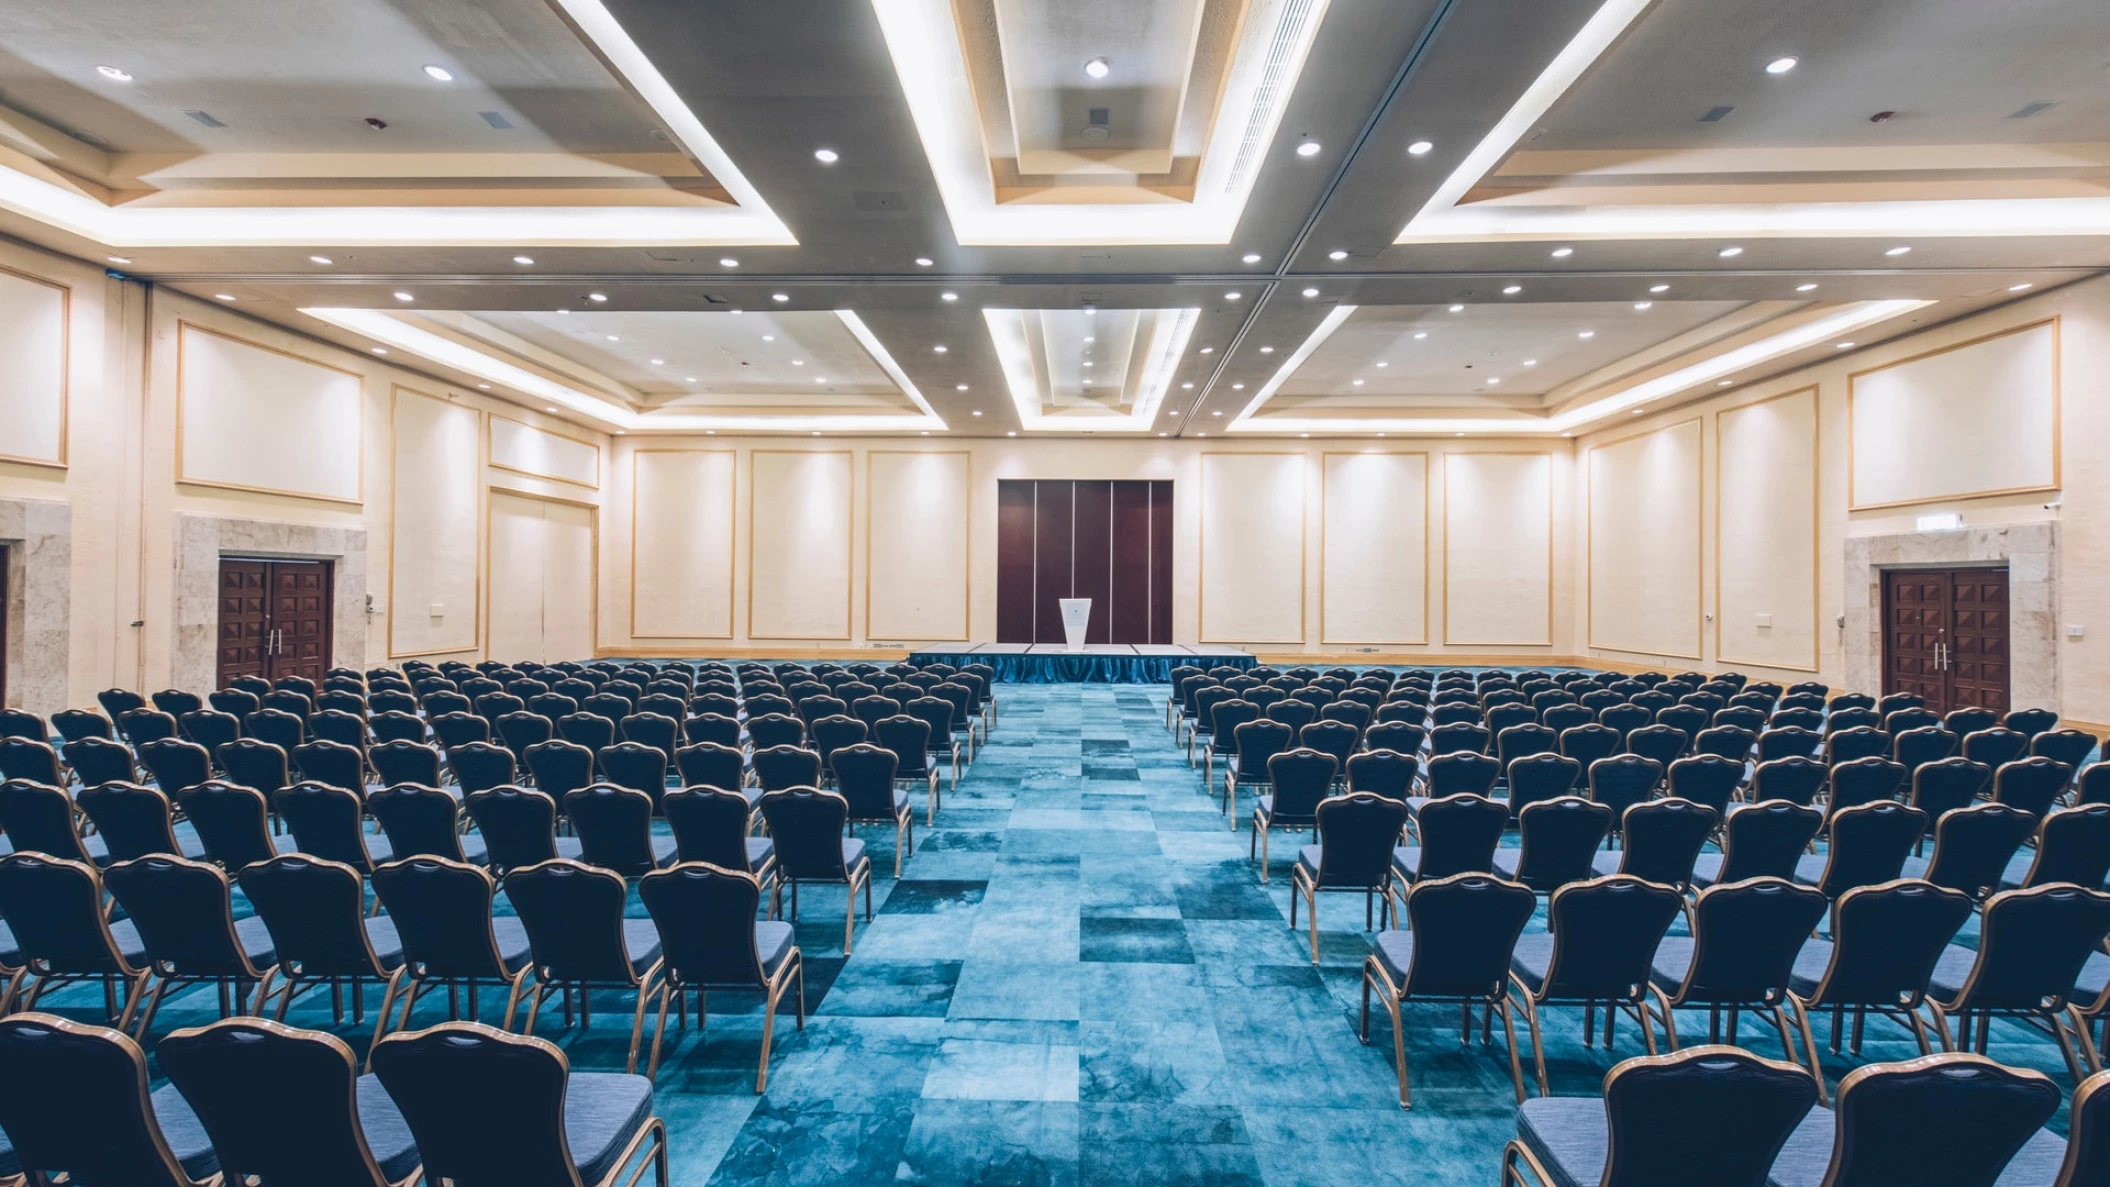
[0,497,71,715]
[1844,522,2059,710]
[173,515,369,694]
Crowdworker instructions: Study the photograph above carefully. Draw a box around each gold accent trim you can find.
[1847,317,2061,511]
[629,448,737,640]
[1198,452,1307,646]
[1584,418,1704,662]
[864,450,972,643]
[746,449,855,641]
[1319,451,1430,647]
[486,411,604,490]
[483,486,601,662]
[1441,451,1555,647]
[174,320,366,506]
[1714,385,1822,673]
[387,385,484,659]
[0,263,69,470]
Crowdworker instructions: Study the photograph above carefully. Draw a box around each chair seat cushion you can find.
[1404,796,1430,818]
[841,838,867,873]
[1787,940,1833,999]
[555,836,585,861]
[0,921,17,967]
[746,837,775,870]
[2074,951,2110,1007]
[1649,936,1695,995]
[651,834,678,867]
[1763,1108,2065,1187]
[755,921,796,976]
[1491,850,1523,880]
[109,918,148,965]
[1589,850,1624,879]
[351,1072,422,1182]
[1510,934,1555,995]
[491,917,533,974]
[458,832,490,865]
[1689,853,1724,888]
[234,915,278,967]
[364,916,406,970]
[623,918,664,976]
[1898,854,1929,880]
[563,1072,657,1185]
[1790,853,1827,886]
[1392,847,1421,881]
[1514,1097,1607,1187]
[146,1083,224,1180]
[1923,942,1981,1004]
[1371,930,1413,983]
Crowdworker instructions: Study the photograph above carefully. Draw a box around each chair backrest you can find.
[1419,751,1494,800]
[674,741,744,791]
[308,709,368,751]
[619,712,679,760]
[1751,755,1826,806]
[428,710,489,749]
[1495,722,1557,766]
[1910,757,1993,825]
[2006,707,2061,739]
[1815,801,1927,899]
[1513,797,1615,892]
[1559,722,1621,768]
[1808,879,1973,1007]
[0,777,96,861]
[1505,752,1583,819]
[1964,726,2030,769]
[639,863,775,988]
[1270,699,1321,733]
[220,735,292,798]
[2022,804,2110,890]
[366,738,440,787]
[1539,875,1684,999]
[0,708,46,743]
[1414,793,1508,880]
[1945,883,2110,1013]
[1673,878,1829,1006]
[1625,723,1689,769]
[1614,798,1718,887]
[2031,728,2098,771]
[1715,800,1824,883]
[664,786,759,870]
[875,715,933,777]
[504,859,639,984]
[1828,756,1907,814]
[1823,1054,2059,1187]
[1428,721,1491,756]
[1922,802,2036,901]
[834,742,902,821]
[1263,749,1336,819]
[811,715,869,773]
[448,741,518,796]
[1586,754,1663,824]
[2060,1070,2110,1187]
[77,781,183,861]
[752,743,822,792]
[1310,793,1408,888]
[556,711,617,755]
[238,855,388,978]
[1399,873,1536,998]
[1344,748,1419,800]
[598,742,669,808]
[463,785,562,873]
[105,854,262,978]
[53,708,116,743]
[1994,756,2075,818]
[1290,719,1352,769]
[1662,754,1740,816]
[158,1017,393,1187]
[367,783,470,862]
[0,853,136,975]
[758,787,855,880]
[1892,725,1960,773]
[369,1022,594,1187]
[1599,1045,1818,1187]
[562,784,660,877]
[371,857,511,979]
[175,780,281,869]
[277,780,380,870]
[0,736,64,785]
[0,1013,206,1187]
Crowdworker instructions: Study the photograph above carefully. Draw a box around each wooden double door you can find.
[217,558,333,689]
[996,479,1173,645]
[1882,566,2011,715]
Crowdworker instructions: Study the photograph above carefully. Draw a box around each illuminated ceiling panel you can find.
[985,306,1197,430]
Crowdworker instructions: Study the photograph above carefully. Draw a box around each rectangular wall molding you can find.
[1443,452,1553,646]
[1322,451,1429,646]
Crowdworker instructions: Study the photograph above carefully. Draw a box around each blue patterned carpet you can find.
[46,681,2085,1185]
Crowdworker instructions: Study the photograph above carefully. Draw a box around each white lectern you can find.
[1058,598,1092,652]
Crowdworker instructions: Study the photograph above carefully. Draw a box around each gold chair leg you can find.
[625,965,660,1076]
[1787,995,1827,1105]
[645,981,675,1080]
[1512,977,1549,1098]
[1497,999,1528,1104]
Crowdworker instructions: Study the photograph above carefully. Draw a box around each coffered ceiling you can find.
[0,0,2102,438]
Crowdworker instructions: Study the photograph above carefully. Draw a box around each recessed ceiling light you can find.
[393,291,414,302]
[1455,432,1465,437]
[1796,283,1819,292]
[1328,250,1348,261]
[1522,359,1538,367]
[614,430,625,436]
[1551,247,1574,259]
[815,377,827,383]
[1084,57,1111,79]
[915,257,934,267]
[1376,361,1388,368]
[478,383,491,389]
[605,335,620,342]
[1407,140,1434,155]
[1241,253,1262,264]
[96,65,133,82]
[513,256,534,265]
[1487,378,1501,385]
[1295,140,1321,157]
[718,257,739,268]
[772,293,789,302]
[706,430,716,435]
[1448,304,1465,313]
[1225,291,1242,300]
[588,292,608,302]
[933,345,948,353]
[370,347,387,355]
[546,406,559,413]
[1300,433,1311,439]
[1007,431,1016,437]
[1084,336,1094,343]
[1577,330,1595,339]
[1231,383,1245,390]
[1352,379,1364,386]
[2009,282,2034,292]
[972,410,983,416]
[1716,379,1733,386]
[1633,302,1653,311]
[920,430,930,436]
[940,292,958,301]
[1502,285,1522,295]
[1259,346,1274,354]
[1649,284,1669,293]
[1835,342,1855,349]
[1765,56,1799,74]
[1199,347,1214,354]
[1302,287,1320,298]
[1084,306,1096,316]
[650,358,664,365]
[1412,332,1427,340]
[1885,246,1912,257]
[813,148,839,163]
[307,255,333,265]
[762,335,775,342]
[1194,432,1205,437]
[957,383,969,391]
[685,376,697,382]
[791,359,804,366]
[214,294,236,301]
[1213,410,1224,416]
[422,65,455,82]
[1181,382,1194,389]
[108,256,131,265]
[1630,408,1645,415]
[812,431,822,436]
[1158,432,1167,437]
[1081,361,1091,367]
[1718,246,1744,258]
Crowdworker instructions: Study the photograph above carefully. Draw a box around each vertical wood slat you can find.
[1110,481,1153,644]
[1073,480,1114,644]
[1150,481,1174,645]
[996,478,1176,646]
[996,480,1036,643]
[1032,480,1074,643]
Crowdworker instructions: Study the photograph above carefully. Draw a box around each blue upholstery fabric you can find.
[556,836,585,861]
[1689,853,1725,887]
[146,1083,225,1180]
[564,1072,656,1184]
[840,838,867,872]
[1765,1109,2066,1187]
[1648,937,1695,993]
[492,917,534,974]
[1790,853,1827,885]
[1588,850,1624,879]
[1392,846,1422,880]
[0,1126,13,1178]
[1371,931,1413,982]
[745,837,775,868]
[622,919,664,976]
[1514,1097,1607,1187]
[0,921,17,966]
[108,918,148,963]
[459,833,490,864]
[1491,850,1523,880]
[1404,796,1431,818]
[1509,934,1555,994]
[1924,943,1983,1000]
[351,1073,422,1182]
[2073,950,2110,1005]
[755,921,796,975]
[364,917,406,969]
[651,834,678,864]
[234,915,278,966]
[1786,941,1832,997]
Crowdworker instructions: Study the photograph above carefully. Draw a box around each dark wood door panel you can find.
[996,479,1175,646]
[217,558,332,690]
[1880,566,2010,715]
[1950,570,2011,715]
[1109,481,1153,644]
[216,560,270,688]
[1072,480,1113,644]
[1032,480,1074,643]
[995,481,1036,644]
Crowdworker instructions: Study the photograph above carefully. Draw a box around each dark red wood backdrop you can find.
[996,480,1172,644]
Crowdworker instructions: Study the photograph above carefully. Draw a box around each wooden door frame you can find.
[218,554,335,686]
[0,543,8,707]
[1877,561,2010,711]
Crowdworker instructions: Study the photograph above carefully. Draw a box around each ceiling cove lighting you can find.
[1577,330,1595,339]
[96,65,134,82]
[940,292,958,301]
[1225,292,1242,301]
[1765,56,1799,74]
[588,292,608,302]
[422,65,455,82]
[1633,302,1653,310]
[1224,299,1930,435]
[309,255,333,265]
[915,257,934,267]
[718,257,739,267]
[1448,304,1465,313]
[393,291,414,302]
[772,293,789,302]
[1649,284,1669,293]
[1502,285,1522,295]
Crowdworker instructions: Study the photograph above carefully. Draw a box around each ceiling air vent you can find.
[183,109,226,127]
[479,111,515,129]
[1697,105,1734,123]
[2009,101,2055,119]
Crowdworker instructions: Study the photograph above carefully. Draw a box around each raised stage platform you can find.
[907,643,1255,685]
